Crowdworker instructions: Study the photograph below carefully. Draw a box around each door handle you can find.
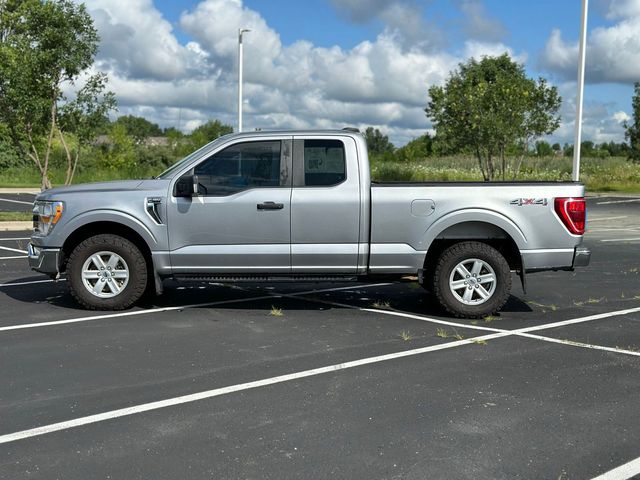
[257,201,284,210]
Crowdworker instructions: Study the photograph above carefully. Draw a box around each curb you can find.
[0,221,32,232]
[0,188,40,194]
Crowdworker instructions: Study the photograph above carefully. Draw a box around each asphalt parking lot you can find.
[0,196,639,479]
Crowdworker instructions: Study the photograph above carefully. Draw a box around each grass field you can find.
[0,155,638,193]
[370,155,640,193]
[0,212,32,221]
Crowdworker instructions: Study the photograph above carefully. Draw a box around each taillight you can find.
[554,197,586,235]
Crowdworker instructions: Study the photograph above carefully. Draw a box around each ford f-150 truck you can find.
[28,129,590,317]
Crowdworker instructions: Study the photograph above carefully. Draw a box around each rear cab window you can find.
[301,139,346,187]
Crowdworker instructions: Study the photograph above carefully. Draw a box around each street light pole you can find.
[237,28,250,133]
[572,0,588,182]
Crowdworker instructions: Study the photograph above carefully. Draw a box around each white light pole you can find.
[572,0,588,181]
[237,28,250,133]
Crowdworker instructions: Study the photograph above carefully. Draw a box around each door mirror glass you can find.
[174,175,198,197]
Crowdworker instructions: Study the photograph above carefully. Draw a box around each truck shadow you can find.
[1,278,533,318]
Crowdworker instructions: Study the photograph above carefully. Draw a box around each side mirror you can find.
[174,175,199,197]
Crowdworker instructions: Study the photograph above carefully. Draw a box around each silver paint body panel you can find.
[30,130,587,280]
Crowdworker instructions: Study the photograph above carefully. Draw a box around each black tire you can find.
[67,234,148,310]
[432,241,511,318]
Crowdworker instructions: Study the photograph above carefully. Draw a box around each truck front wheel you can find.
[432,241,511,318]
[67,234,148,310]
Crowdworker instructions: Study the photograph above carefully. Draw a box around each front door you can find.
[167,138,292,273]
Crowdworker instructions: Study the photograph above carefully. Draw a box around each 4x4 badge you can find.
[510,198,548,206]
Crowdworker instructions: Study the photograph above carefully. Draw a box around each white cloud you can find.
[457,0,507,42]
[612,110,631,123]
[84,0,625,146]
[330,0,444,51]
[463,41,525,64]
[86,0,204,80]
[540,4,640,84]
[606,0,640,19]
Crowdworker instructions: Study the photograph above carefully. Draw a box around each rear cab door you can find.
[290,135,364,273]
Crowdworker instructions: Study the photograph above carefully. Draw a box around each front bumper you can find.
[572,246,591,268]
[27,243,61,276]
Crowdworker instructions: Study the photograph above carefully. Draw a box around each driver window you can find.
[194,141,281,195]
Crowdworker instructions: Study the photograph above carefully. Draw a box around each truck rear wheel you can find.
[432,241,511,318]
[67,234,148,310]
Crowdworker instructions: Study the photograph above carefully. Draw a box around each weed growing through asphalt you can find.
[270,306,284,317]
[436,328,449,338]
[527,301,557,311]
[574,297,606,306]
[483,315,499,322]
[436,328,464,340]
[473,339,488,346]
[371,300,391,309]
[398,330,412,341]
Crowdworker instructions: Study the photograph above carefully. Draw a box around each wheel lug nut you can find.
[464,281,467,285]
[466,275,470,278]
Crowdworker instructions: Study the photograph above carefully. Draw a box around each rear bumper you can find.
[522,245,590,273]
[27,243,61,276]
[572,246,591,268]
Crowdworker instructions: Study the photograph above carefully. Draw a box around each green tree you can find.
[0,0,103,189]
[102,123,135,170]
[114,115,162,144]
[189,120,233,150]
[59,73,116,184]
[364,127,395,155]
[395,134,433,162]
[425,54,561,180]
[624,82,640,162]
[552,143,561,153]
[535,140,553,157]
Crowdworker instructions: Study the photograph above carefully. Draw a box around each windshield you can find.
[156,135,231,179]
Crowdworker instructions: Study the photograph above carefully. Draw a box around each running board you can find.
[173,275,359,283]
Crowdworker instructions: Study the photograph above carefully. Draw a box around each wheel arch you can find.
[60,221,153,274]
[423,219,523,273]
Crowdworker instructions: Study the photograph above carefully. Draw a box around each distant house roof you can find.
[145,136,169,147]
[92,135,170,147]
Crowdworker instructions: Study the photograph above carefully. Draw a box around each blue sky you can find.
[84,0,639,146]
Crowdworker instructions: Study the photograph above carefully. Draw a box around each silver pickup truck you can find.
[28,129,590,317]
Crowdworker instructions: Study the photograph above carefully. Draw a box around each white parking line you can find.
[0,283,391,332]
[0,245,27,254]
[0,197,33,205]
[359,303,640,356]
[0,330,510,445]
[601,238,640,243]
[0,278,63,288]
[591,456,640,480]
[587,216,628,222]
[0,255,28,260]
[1,303,638,445]
[597,199,640,205]
[516,332,640,357]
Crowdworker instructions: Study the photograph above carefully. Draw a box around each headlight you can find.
[33,200,64,235]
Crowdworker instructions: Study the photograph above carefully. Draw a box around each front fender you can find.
[50,209,159,249]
